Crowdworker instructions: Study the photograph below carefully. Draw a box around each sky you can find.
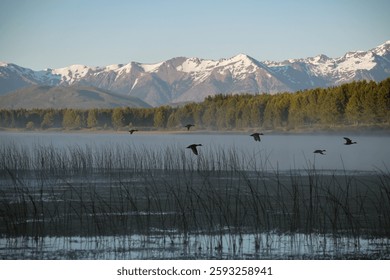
[1,0,389,70]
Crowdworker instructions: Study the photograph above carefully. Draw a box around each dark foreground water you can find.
[2,232,389,260]
[0,131,389,259]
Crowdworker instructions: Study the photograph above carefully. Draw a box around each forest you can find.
[1,78,389,131]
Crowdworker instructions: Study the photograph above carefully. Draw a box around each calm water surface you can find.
[1,131,390,260]
[1,131,389,171]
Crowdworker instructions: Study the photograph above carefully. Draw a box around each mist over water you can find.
[1,131,389,172]
[1,131,390,259]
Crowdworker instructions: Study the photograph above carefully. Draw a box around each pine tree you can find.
[87,109,98,128]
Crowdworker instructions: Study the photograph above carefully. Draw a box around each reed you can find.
[1,142,389,259]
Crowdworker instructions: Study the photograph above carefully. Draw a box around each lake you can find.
[1,131,389,171]
[1,131,390,259]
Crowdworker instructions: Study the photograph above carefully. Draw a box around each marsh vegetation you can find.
[1,133,389,259]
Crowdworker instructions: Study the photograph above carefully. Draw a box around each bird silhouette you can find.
[187,144,202,155]
[250,133,263,142]
[185,124,195,131]
[343,137,357,145]
[314,149,326,155]
[129,129,138,134]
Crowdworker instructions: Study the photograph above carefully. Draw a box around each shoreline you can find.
[1,126,390,136]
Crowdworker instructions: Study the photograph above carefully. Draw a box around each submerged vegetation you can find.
[0,78,389,131]
[1,142,389,259]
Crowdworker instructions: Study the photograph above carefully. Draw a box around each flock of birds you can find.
[313,137,357,155]
[129,125,357,156]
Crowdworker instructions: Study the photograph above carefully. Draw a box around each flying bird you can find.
[187,144,202,155]
[343,137,357,145]
[250,133,264,142]
[314,149,326,155]
[129,129,138,134]
[185,124,195,131]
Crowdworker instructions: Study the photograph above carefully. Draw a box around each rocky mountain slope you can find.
[0,85,150,109]
[1,41,389,107]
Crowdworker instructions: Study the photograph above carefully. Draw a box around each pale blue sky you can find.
[1,0,389,70]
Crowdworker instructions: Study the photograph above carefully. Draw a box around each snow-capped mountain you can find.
[1,41,389,107]
[265,41,390,88]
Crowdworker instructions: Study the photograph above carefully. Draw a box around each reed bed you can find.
[0,142,389,259]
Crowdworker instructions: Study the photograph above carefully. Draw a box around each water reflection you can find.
[1,131,389,259]
[1,233,389,260]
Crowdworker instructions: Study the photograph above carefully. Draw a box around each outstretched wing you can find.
[251,133,261,141]
[344,137,352,144]
[191,146,198,155]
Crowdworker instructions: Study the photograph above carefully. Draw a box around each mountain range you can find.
[1,41,389,108]
[0,85,150,109]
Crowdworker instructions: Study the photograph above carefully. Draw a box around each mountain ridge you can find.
[1,41,389,107]
[0,85,150,109]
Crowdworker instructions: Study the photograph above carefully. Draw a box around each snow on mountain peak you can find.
[221,53,259,77]
[177,57,215,73]
[54,64,91,73]
[174,53,259,82]
[104,64,124,71]
[310,54,330,64]
[112,63,133,75]
[338,50,376,72]
[51,64,94,83]
[140,61,164,72]
[1,40,389,106]
[230,53,252,62]
[373,40,390,56]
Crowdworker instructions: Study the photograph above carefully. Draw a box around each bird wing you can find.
[251,133,260,141]
[191,146,198,155]
[344,137,352,143]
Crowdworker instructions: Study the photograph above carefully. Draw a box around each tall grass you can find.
[1,142,389,258]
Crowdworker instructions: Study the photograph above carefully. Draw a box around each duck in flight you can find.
[344,137,357,145]
[250,133,264,142]
[185,124,195,131]
[129,129,138,134]
[314,149,326,155]
[187,144,202,155]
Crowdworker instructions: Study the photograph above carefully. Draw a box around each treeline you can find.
[1,78,389,131]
